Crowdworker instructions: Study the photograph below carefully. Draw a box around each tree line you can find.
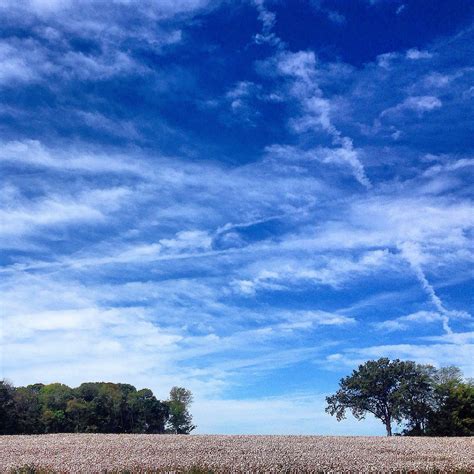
[326,358,473,436]
[2,359,472,437]
[0,382,195,435]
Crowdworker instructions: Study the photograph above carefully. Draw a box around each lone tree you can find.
[166,386,196,434]
[325,358,433,436]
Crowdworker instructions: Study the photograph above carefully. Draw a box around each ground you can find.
[1,434,472,473]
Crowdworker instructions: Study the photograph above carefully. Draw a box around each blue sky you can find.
[1,0,473,435]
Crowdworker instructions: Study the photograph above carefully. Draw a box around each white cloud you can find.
[376,52,399,69]
[0,41,52,84]
[225,81,264,123]
[232,250,393,294]
[3,307,179,344]
[381,95,442,117]
[276,51,318,89]
[61,49,143,80]
[160,230,213,251]
[325,198,467,251]
[268,50,371,187]
[422,72,455,88]
[0,0,213,18]
[402,95,442,111]
[374,310,442,332]
[422,157,474,178]
[1,261,350,399]
[399,241,470,334]
[0,1,195,91]
[406,49,433,60]
[286,310,355,327]
[1,301,185,390]
[317,145,371,188]
[0,34,143,86]
[349,196,474,247]
[0,186,129,238]
[0,140,144,173]
[253,0,283,48]
[226,81,256,101]
[329,341,474,378]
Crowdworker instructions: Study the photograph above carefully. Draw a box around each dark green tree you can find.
[38,383,74,432]
[166,386,196,434]
[326,360,474,437]
[0,380,16,434]
[38,383,74,409]
[66,398,93,432]
[94,383,127,432]
[396,363,436,435]
[425,368,474,436]
[128,388,169,433]
[13,387,43,434]
[326,358,432,436]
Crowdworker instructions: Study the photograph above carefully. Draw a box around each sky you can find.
[1,0,473,435]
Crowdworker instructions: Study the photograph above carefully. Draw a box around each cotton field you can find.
[1,434,473,473]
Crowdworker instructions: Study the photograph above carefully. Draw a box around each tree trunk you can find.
[385,419,392,436]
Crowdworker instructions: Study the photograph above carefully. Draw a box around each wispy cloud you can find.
[266,50,372,187]
[406,48,433,60]
[327,340,474,378]
[253,0,284,48]
[381,96,442,117]
[374,310,444,332]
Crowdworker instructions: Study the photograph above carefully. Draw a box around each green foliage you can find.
[0,380,16,434]
[36,383,74,432]
[396,363,436,436]
[0,381,193,435]
[424,373,474,436]
[326,359,474,437]
[325,358,428,435]
[12,387,43,434]
[166,386,196,434]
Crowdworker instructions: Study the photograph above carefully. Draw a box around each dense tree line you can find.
[326,358,474,436]
[0,381,195,435]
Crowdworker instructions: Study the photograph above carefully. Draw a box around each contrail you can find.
[398,241,470,335]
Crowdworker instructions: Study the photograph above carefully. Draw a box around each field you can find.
[1,434,473,473]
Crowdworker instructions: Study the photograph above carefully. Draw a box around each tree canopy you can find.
[0,381,195,435]
[421,367,474,436]
[167,386,196,434]
[326,358,473,436]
